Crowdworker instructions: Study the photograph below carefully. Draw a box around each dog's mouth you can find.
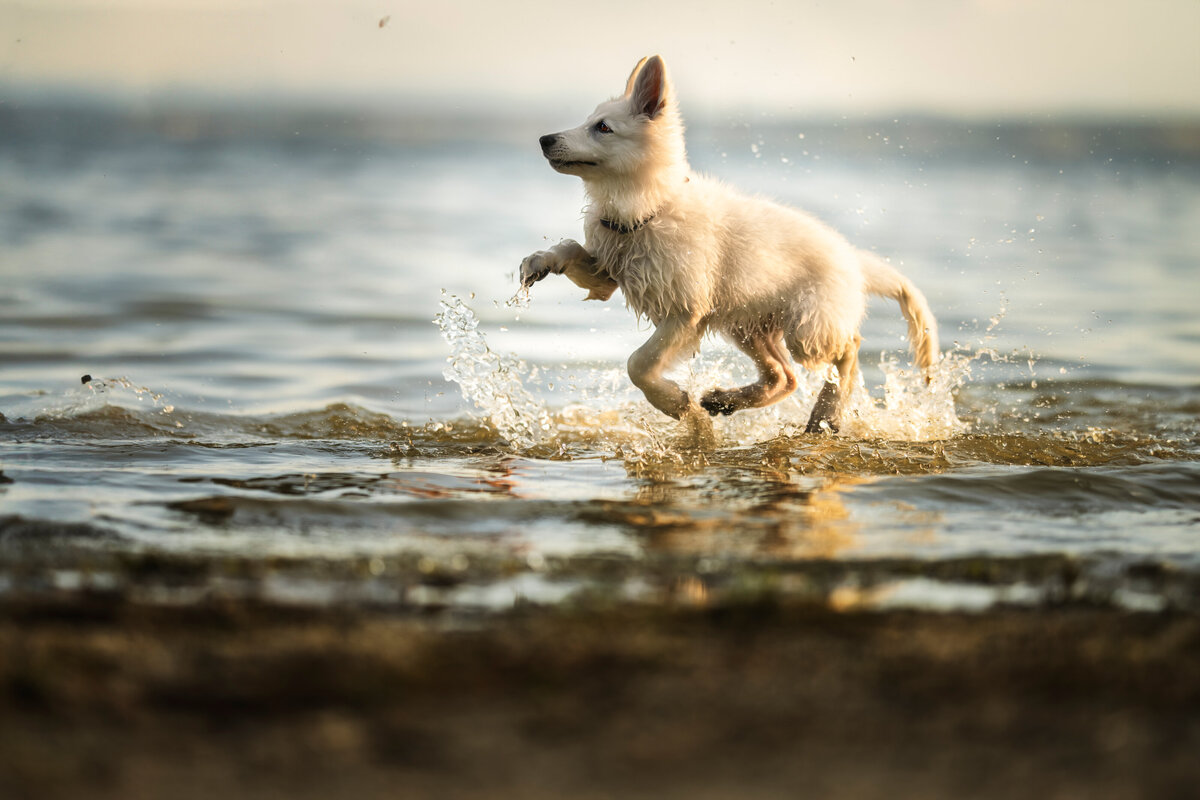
[548,159,598,169]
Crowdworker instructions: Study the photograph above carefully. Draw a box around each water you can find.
[2,104,1199,612]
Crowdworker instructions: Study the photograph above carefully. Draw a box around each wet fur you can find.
[520,55,939,432]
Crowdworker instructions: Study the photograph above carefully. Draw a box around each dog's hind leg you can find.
[627,316,703,420]
[803,335,860,434]
[700,331,797,416]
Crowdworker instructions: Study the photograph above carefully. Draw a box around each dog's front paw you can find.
[519,251,561,287]
[700,389,737,417]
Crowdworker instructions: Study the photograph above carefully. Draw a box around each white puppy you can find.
[520,55,939,433]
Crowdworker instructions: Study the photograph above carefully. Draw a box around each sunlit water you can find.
[2,105,1198,612]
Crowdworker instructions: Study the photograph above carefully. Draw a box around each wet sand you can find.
[2,594,1197,800]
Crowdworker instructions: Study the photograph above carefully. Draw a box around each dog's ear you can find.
[630,55,668,119]
[623,56,649,96]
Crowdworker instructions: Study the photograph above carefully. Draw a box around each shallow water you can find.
[2,105,1198,612]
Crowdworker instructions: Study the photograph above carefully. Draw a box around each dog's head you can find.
[538,55,687,183]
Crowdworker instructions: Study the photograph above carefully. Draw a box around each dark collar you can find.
[599,214,655,234]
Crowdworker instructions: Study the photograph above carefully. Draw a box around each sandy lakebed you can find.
[1,546,1199,800]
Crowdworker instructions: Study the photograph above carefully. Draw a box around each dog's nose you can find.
[539,134,559,154]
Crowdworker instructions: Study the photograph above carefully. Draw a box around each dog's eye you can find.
[594,121,613,134]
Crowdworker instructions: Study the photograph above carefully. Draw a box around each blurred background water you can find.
[1,100,1198,611]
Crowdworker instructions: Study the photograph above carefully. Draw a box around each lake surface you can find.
[2,103,1198,612]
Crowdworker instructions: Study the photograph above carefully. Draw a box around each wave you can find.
[2,383,1194,475]
[864,462,1200,515]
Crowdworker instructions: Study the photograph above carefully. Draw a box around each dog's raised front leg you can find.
[627,316,702,420]
[701,330,797,416]
[519,239,618,301]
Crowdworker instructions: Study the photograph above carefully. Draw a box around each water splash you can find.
[502,285,532,319]
[846,351,972,441]
[434,292,552,449]
[3,375,177,423]
[436,293,977,451]
[81,376,175,415]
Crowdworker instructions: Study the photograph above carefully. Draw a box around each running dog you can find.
[520,55,939,432]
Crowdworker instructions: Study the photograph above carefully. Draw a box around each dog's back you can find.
[589,175,870,368]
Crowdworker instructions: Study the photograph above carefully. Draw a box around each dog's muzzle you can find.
[539,133,596,169]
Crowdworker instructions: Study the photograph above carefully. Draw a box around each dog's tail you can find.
[860,251,940,370]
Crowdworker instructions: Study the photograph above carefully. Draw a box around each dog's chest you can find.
[589,229,653,280]
[587,224,708,322]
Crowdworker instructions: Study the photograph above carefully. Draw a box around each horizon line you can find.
[4,80,1200,126]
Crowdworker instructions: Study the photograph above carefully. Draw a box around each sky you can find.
[1,0,1198,117]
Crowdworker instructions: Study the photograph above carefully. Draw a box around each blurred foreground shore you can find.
[2,590,1197,800]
